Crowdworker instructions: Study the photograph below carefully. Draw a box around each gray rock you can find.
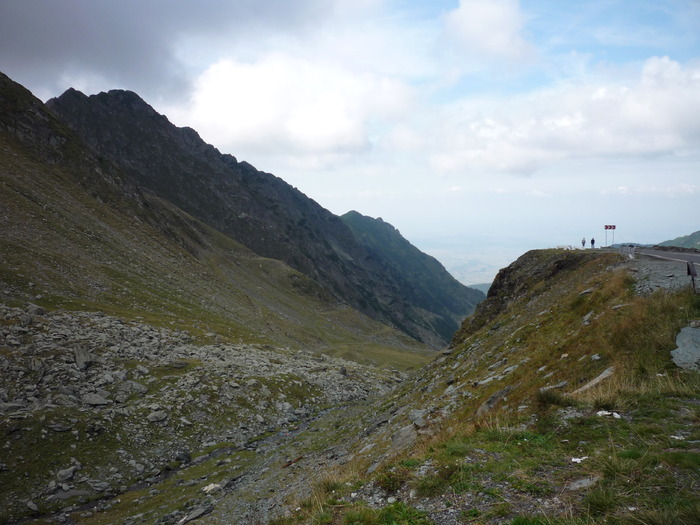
[178,504,214,524]
[47,422,72,432]
[540,380,568,392]
[26,500,38,512]
[566,475,601,491]
[117,380,148,397]
[408,409,428,428]
[475,385,513,417]
[390,424,417,451]
[671,326,700,371]
[147,411,168,422]
[82,393,110,406]
[74,348,95,370]
[46,488,91,502]
[57,465,78,482]
[87,480,111,492]
[572,367,614,394]
[25,303,45,316]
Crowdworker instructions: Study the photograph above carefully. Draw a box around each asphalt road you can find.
[636,248,700,268]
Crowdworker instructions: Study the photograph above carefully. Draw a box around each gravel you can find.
[626,254,696,295]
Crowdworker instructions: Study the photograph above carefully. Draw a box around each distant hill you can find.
[340,211,485,342]
[659,230,700,250]
[468,282,492,295]
[45,86,481,347]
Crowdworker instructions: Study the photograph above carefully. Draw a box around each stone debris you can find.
[566,475,601,491]
[0,302,403,523]
[571,367,614,395]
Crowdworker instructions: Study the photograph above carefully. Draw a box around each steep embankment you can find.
[266,250,700,525]
[45,88,474,347]
[1,69,434,525]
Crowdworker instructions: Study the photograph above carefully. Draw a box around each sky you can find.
[1,0,699,285]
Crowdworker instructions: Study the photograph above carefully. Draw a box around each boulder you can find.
[408,409,428,428]
[671,326,700,371]
[57,465,78,482]
[74,348,95,370]
[82,393,111,406]
[390,424,417,451]
[147,411,168,423]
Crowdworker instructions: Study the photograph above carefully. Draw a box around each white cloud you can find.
[171,54,414,166]
[426,57,700,174]
[443,0,534,63]
[601,183,698,196]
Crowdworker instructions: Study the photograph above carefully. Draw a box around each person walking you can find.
[581,237,586,249]
[591,238,595,249]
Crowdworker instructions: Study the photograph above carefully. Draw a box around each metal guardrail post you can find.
[688,261,698,293]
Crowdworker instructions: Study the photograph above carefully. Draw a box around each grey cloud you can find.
[0,0,329,100]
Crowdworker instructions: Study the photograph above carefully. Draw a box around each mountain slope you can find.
[659,230,700,250]
[341,210,484,342]
[0,71,428,361]
[45,88,474,347]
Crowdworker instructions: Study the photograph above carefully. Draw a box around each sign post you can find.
[688,261,697,294]
[604,225,616,247]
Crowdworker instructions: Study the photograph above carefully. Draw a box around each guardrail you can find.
[619,245,636,259]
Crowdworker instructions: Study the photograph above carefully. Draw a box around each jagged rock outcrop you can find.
[451,249,601,344]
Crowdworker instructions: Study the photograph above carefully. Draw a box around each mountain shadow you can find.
[341,211,484,342]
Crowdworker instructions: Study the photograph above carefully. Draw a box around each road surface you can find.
[636,247,700,267]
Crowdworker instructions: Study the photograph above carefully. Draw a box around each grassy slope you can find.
[280,250,700,524]
[0,130,429,365]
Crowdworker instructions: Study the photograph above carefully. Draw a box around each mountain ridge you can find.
[45,86,480,347]
[659,230,700,250]
[0,70,428,360]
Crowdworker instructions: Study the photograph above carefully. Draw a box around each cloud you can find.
[169,54,414,166]
[601,183,698,196]
[0,0,331,100]
[427,56,700,174]
[443,0,535,63]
